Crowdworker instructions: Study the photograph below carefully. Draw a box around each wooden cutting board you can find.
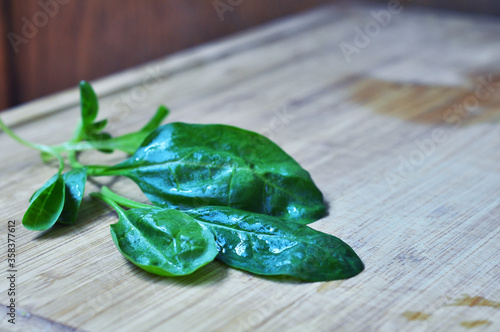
[1,2,499,331]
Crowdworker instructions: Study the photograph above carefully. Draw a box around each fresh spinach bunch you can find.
[0,81,364,282]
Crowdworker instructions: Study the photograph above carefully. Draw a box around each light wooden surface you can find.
[1,2,500,331]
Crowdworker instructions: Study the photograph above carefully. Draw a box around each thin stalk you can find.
[68,151,84,168]
[0,116,65,173]
[66,121,87,169]
[100,186,155,209]
[85,165,118,176]
[70,121,84,142]
[55,141,98,152]
[90,192,128,220]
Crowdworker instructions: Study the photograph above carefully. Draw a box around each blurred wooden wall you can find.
[1,0,499,110]
[0,1,12,110]
[409,0,500,14]
[0,0,340,110]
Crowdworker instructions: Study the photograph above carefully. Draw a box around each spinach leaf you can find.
[58,168,88,224]
[185,206,364,281]
[77,81,114,152]
[92,105,169,154]
[79,105,169,155]
[102,122,326,223]
[86,132,113,153]
[109,206,218,276]
[86,119,108,133]
[29,173,58,203]
[23,173,66,231]
[79,81,98,127]
[137,105,169,133]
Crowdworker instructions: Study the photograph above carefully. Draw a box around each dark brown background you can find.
[1,0,499,110]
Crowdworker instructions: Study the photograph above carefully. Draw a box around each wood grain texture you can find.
[1,2,500,331]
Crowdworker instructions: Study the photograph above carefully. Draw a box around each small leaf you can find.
[85,131,112,141]
[58,168,88,225]
[110,207,218,276]
[40,151,55,163]
[79,81,98,126]
[29,173,58,203]
[139,105,169,133]
[185,206,364,281]
[87,119,108,133]
[85,132,113,153]
[23,174,65,231]
[83,105,169,154]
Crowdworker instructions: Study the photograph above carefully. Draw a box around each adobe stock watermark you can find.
[236,106,296,160]
[109,64,166,127]
[339,0,408,63]
[213,0,243,22]
[261,106,296,140]
[384,74,500,190]
[235,276,303,332]
[7,0,72,54]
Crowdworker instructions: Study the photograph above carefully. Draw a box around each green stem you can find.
[55,141,91,152]
[66,121,88,169]
[68,151,84,168]
[0,115,65,173]
[90,192,128,220]
[70,121,84,142]
[100,186,155,209]
[55,140,111,152]
[85,165,118,176]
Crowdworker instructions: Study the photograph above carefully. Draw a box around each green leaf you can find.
[85,132,112,141]
[79,105,169,155]
[85,132,114,153]
[109,207,218,276]
[79,81,98,127]
[94,105,169,154]
[185,206,364,281]
[40,151,55,163]
[139,105,169,133]
[29,173,58,203]
[104,122,326,223]
[87,119,108,133]
[58,168,88,225]
[23,173,65,231]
